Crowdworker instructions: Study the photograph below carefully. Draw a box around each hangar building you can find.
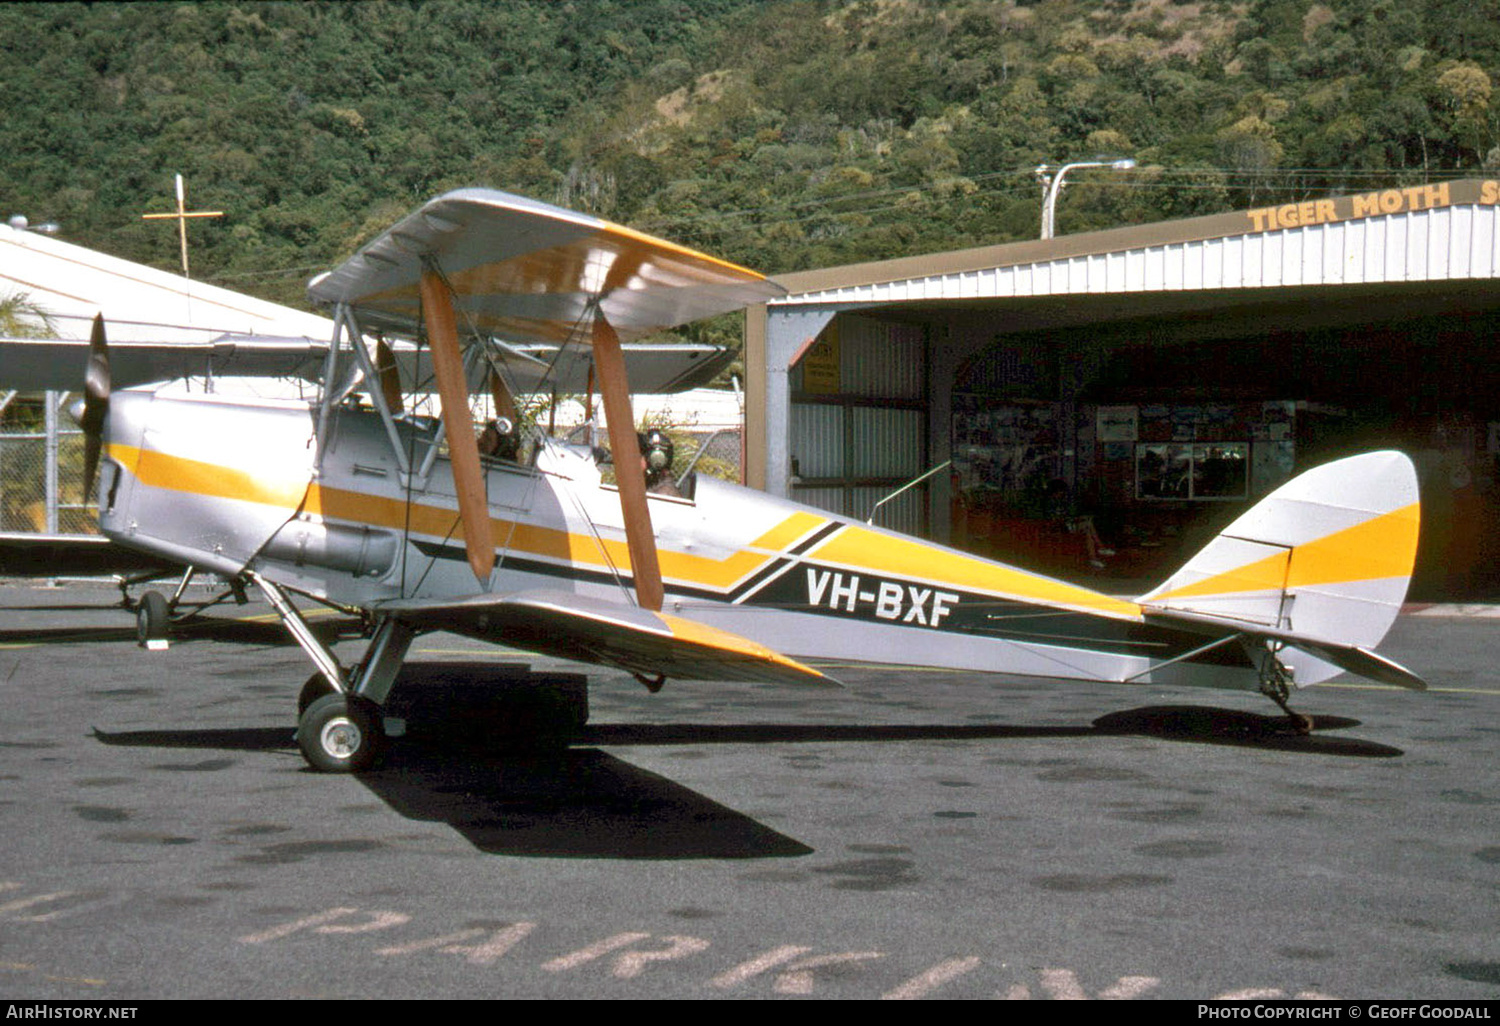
[745,178,1500,598]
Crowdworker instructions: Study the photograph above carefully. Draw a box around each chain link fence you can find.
[1,395,97,535]
[671,427,742,486]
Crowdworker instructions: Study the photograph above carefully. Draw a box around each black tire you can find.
[135,590,170,645]
[297,672,338,716]
[296,693,386,773]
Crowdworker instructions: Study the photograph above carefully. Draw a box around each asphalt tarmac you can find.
[0,580,1497,1000]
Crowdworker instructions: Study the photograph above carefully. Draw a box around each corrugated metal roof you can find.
[771,178,1500,308]
[0,223,332,344]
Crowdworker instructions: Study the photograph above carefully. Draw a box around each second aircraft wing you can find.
[375,588,837,688]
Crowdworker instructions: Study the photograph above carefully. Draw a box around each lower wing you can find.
[0,532,176,577]
[375,588,837,688]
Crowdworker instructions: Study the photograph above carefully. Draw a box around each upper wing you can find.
[376,588,837,688]
[306,188,786,344]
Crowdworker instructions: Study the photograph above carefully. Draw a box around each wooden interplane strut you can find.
[419,269,495,583]
[592,314,663,611]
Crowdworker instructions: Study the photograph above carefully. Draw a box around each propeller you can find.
[80,313,111,497]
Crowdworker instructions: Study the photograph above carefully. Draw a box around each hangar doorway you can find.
[945,302,1500,599]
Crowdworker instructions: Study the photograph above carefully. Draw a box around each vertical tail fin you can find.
[1137,451,1421,684]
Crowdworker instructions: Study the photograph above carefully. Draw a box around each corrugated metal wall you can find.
[789,314,928,535]
[837,315,926,398]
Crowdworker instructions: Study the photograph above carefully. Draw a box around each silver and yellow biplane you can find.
[8,189,1427,771]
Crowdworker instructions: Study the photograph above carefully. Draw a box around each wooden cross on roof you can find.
[141,174,223,279]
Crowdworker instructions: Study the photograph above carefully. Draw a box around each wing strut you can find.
[419,268,495,583]
[592,313,663,611]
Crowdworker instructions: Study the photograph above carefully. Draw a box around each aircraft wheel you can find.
[297,672,338,715]
[135,590,170,645]
[296,693,386,773]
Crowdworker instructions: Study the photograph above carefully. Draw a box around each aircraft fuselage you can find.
[98,390,1264,690]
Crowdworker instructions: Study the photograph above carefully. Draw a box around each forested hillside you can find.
[2,0,1496,314]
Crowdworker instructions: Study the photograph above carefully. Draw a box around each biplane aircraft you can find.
[6,188,1426,771]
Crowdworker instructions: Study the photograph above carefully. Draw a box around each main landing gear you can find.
[135,589,171,645]
[296,692,388,773]
[247,571,413,773]
[292,673,388,771]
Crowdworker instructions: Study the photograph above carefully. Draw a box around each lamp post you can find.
[1035,158,1136,239]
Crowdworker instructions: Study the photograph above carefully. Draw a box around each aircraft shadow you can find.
[90,704,1400,762]
[0,625,140,646]
[92,701,1399,861]
[93,725,294,751]
[91,724,810,860]
[1090,705,1403,757]
[0,602,137,613]
[364,744,815,859]
[578,707,1401,757]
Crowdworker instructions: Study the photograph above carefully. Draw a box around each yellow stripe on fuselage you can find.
[112,443,310,509]
[1149,502,1421,602]
[113,442,1142,617]
[805,524,1142,619]
[109,443,826,592]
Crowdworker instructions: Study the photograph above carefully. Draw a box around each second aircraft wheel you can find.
[135,590,171,645]
[296,693,386,773]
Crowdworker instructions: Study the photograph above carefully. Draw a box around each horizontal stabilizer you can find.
[1278,637,1427,691]
[1145,605,1427,691]
[377,589,836,688]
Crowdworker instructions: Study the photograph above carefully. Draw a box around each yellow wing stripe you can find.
[598,222,770,280]
[1150,502,1421,602]
[110,444,827,591]
[659,611,827,681]
[806,525,1142,619]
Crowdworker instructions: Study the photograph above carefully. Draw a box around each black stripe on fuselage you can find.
[742,559,1251,666]
[407,535,1246,668]
[725,521,844,604]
